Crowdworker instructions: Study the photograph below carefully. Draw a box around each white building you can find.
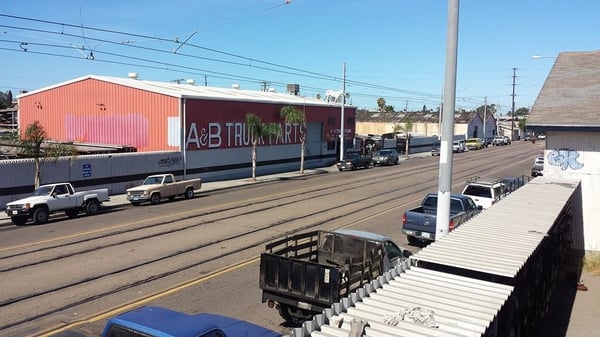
[528,50,600,252]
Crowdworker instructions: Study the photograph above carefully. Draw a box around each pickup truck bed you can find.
[260,229,409,324]
[402,193,480,244]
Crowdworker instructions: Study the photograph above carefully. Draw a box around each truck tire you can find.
[278,304,312,325]
[11,216,27,226]
[86,200,101,215]
[184,187,194,199]
[407,235,419,245]
[150,193,161,205]
[33,207,50,225]
[65,209,79,218]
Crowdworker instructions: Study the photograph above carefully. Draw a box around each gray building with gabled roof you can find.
[528,50,600,252]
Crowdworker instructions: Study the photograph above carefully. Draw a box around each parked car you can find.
[452,139,466,152]
[466,138,484,150]
[101,306,281,337]
[531,156,544,177]
[503,135,512,145]
[537,133,546,140]
[431,143,440,156]
[371,149,399,166]
[336,152,371,171]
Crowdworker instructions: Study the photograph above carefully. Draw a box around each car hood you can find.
[6,195,48,206]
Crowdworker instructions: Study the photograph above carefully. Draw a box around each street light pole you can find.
[511,67,517,140]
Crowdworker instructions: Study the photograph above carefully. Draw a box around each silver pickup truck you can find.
[5,182,109,225]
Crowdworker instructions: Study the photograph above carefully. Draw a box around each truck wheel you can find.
[150,193,161,205]
[407,235,419,245]
[65,209,79,218]
[33,207,49,225]
[278,304,312,325]
[184,187,194,199]
[11,216,27,226]
[86,200,101,215]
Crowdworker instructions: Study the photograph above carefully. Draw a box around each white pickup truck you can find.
[5,183,110,225]
[126,174,202,205]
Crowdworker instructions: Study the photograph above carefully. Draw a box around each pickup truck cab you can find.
[402,193,480,244]
[126,174,202,205]
[5,182,109,225]
[461,176,530,209]
[102,306,281,337]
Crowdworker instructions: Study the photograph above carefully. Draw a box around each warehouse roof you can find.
[18,75,343,107]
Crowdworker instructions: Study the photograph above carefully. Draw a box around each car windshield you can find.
[378,150,391,155]
[143,176,163,185]
[34,186,53,196]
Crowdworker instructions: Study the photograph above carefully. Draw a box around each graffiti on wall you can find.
[548,148,584,170]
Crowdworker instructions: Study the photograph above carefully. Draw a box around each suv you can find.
[461,177,507,209]
[371,149,399,166]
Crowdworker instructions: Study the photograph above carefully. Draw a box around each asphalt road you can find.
[1,142,563,337]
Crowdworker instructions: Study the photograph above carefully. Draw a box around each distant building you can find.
[528,50,600,252]
[355,110,497,141]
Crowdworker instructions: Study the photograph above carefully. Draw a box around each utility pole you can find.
[339,63,346,162]
[483,96,487,142]
[511,67,517,140]
[435,0,459,241]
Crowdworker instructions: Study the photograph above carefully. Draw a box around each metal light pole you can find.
[435,0,460,241]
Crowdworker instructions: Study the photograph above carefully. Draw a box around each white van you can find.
[461,177,506,209]
[452,139,466,153]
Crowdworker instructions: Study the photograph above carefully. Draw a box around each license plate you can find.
[422,232,431,239]
[133,197,139,201]
[12,210,18,215]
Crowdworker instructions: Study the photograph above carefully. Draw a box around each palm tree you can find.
[245,113,281,181]
[280,105,307,174]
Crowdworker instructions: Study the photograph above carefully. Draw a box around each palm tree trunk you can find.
[251,141,257,181]
[300,140,305,174]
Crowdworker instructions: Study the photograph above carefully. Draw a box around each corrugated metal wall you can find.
[18,78,180,152]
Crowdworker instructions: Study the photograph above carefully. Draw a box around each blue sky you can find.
[1,0,599,114]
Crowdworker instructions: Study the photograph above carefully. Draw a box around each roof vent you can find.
[128,72,139,80]
[232,84,240,89]
[186,79,195,85]
[268,87,276,92]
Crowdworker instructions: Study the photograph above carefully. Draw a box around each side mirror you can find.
[403,250,413,258]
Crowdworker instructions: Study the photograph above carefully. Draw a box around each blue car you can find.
[102,306,282,337]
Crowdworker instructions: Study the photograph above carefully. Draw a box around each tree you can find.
[280,105,307,174]
[376,97,386,112]
[514,107,529,116]
[393,117,413,158]
[20,121,77,188]
[384,105,395,112]
[245,113,281,181]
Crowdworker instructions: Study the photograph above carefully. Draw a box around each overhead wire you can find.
[0,12,487,109]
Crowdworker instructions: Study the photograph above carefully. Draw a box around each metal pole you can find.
[435,0,460,241]
[483,96,487,142]
[511,67,516,140]
[339,63,346,161]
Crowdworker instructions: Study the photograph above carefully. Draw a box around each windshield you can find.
[34,186,53,196]
[143,176,163,185]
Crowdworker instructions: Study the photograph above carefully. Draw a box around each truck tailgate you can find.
[259,253,341,309]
